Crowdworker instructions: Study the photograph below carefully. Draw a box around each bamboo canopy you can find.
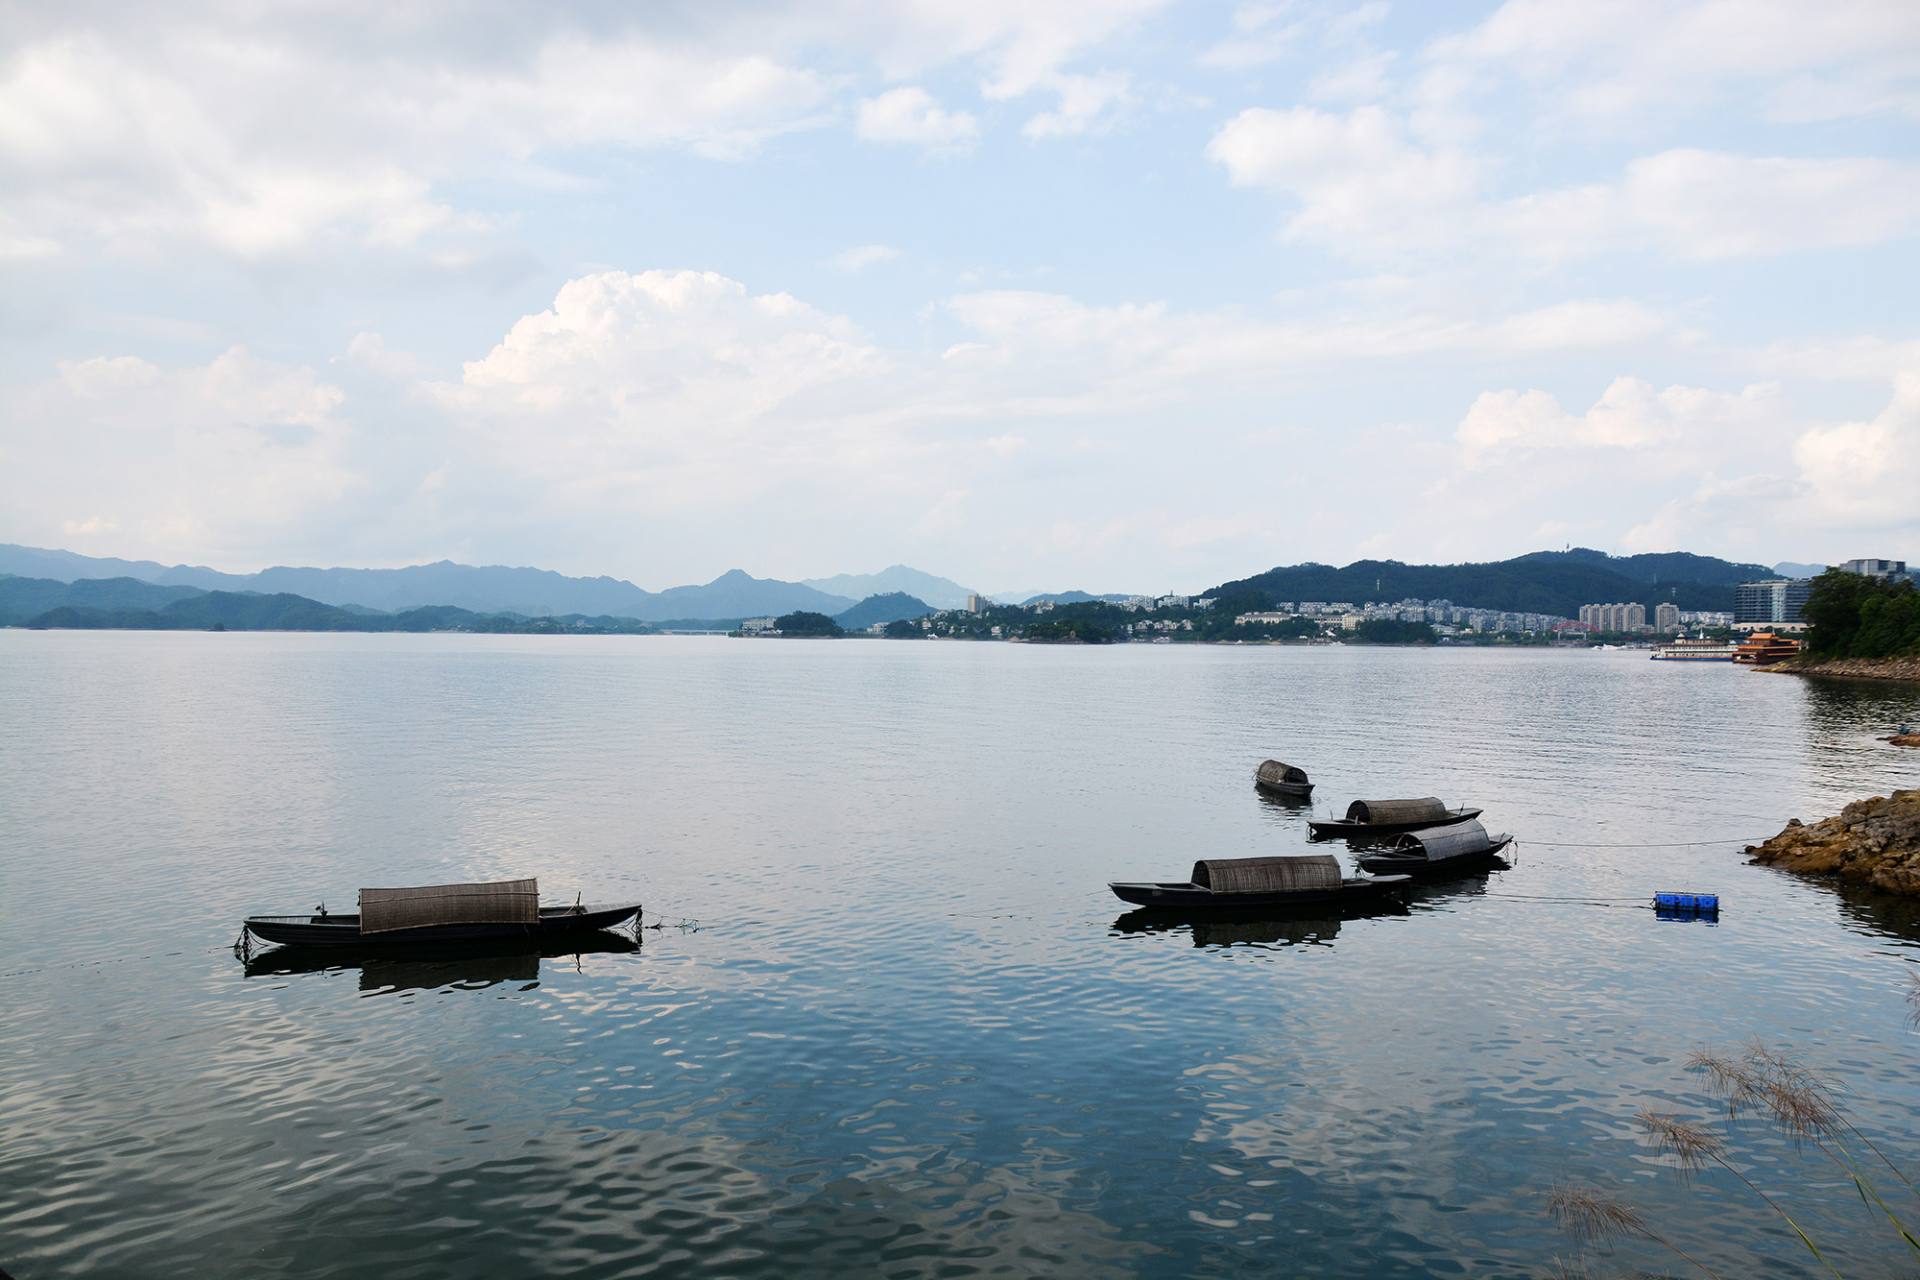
[1390,820,1492,862]
[359,878,539,935]
[1254,760,1311,787]
[1191,855,1342,894]
[1344,797,1447,826]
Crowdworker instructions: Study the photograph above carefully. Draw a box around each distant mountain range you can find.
[0,544,866,623]
[0,576,655,634]
[2,542,1860,635]
[1773,562,1829,579]
[0,571,944,636]
[1208,549,1778,618]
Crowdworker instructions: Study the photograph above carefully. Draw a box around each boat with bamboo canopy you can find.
[1308,797,1482,840]
[241,878,642,949]
[1108,854,1408,911]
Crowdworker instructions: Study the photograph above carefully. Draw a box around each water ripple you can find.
[1,635,1918,1277]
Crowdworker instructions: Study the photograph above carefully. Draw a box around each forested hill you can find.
[1207,549,1774,617]
[833,592,935,629]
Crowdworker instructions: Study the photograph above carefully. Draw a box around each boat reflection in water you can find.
[1254,785,1317,816]
[242,934,641,996]
[1403,861,1509,904]
[1112,908,1361,948]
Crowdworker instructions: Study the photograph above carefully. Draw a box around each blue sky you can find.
[2,1,1916,593]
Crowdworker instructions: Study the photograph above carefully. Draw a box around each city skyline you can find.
[3,1,1916,589]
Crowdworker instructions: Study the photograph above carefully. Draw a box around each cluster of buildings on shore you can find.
[1022,593,1217,614]
[1728,558,1909,633]
[1575,558,1911,637]
[746,557,1912,641]
[1573,602,1732,635]
[1239,600,1572,636]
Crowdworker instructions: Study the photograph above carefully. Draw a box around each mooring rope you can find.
[1518,837,1767,848]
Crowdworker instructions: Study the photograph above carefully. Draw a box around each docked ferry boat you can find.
[1650,637,1739,662]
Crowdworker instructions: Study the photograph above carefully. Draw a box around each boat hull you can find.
[1253,779,1314,798]
[244,903,642,948]
[1308,808,1482,840]
[1108,877,1408,911]
[1355,838,1513,878]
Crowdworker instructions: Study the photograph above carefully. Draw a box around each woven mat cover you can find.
[359,878,538,934]
[1192,856,1341,893]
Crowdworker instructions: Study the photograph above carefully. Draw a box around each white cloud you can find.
[1206,106,1477,252]
[437,270,900,514]
[1427,0,1920,126]
[830,244,903,272]
[939,290,1667,410]
[3,348,358,562]
[855,87,979,149]
[1018,71,1133,138]
[392,271,1681,569]
[1209,104,1920,262]
[0,4,1168,260]
[887,0,1164,99]
[1457,377,1787,463]
[61,516,120,537]
[1435,370,1920,559]
[1608,150,1920,258]
[0,25,830,259]
[340,332,426,379]
[1199,3,1305,70]
[1794,373,1920,528]
[1308,50,1396,103]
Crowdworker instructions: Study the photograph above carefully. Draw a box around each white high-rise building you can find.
[1579,602,1648,632]
[1840,558,1907,580]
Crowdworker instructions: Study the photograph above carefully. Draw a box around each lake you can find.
[2,634,1918,1278]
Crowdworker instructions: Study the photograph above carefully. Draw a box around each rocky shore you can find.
[1778,655,1920,682]
[1748,790,1920,896]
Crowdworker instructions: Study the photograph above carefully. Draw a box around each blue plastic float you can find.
[1653,891,1720,920]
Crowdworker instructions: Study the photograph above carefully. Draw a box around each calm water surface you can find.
[2,634,1918,1278]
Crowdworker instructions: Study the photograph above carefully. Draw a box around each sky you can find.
[1,0,1916,594]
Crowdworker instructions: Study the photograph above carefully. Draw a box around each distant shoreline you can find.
[3,625,1546,650]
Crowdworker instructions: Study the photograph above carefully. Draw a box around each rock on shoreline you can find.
[1748,790,1920,896]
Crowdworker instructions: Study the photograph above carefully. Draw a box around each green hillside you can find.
[1209,549,1772,618]
[0,575,205,624]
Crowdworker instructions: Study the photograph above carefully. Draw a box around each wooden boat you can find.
[1253,759,1313,798]
[1355,820,1512,877]
[1308,797,1482,839]
[242,877,641,949]
[1109,854,1408,911]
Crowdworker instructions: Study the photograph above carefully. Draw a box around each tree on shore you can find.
[774,611,844,637]
[1803,570,1920,658]
[1348,618,1439,645]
